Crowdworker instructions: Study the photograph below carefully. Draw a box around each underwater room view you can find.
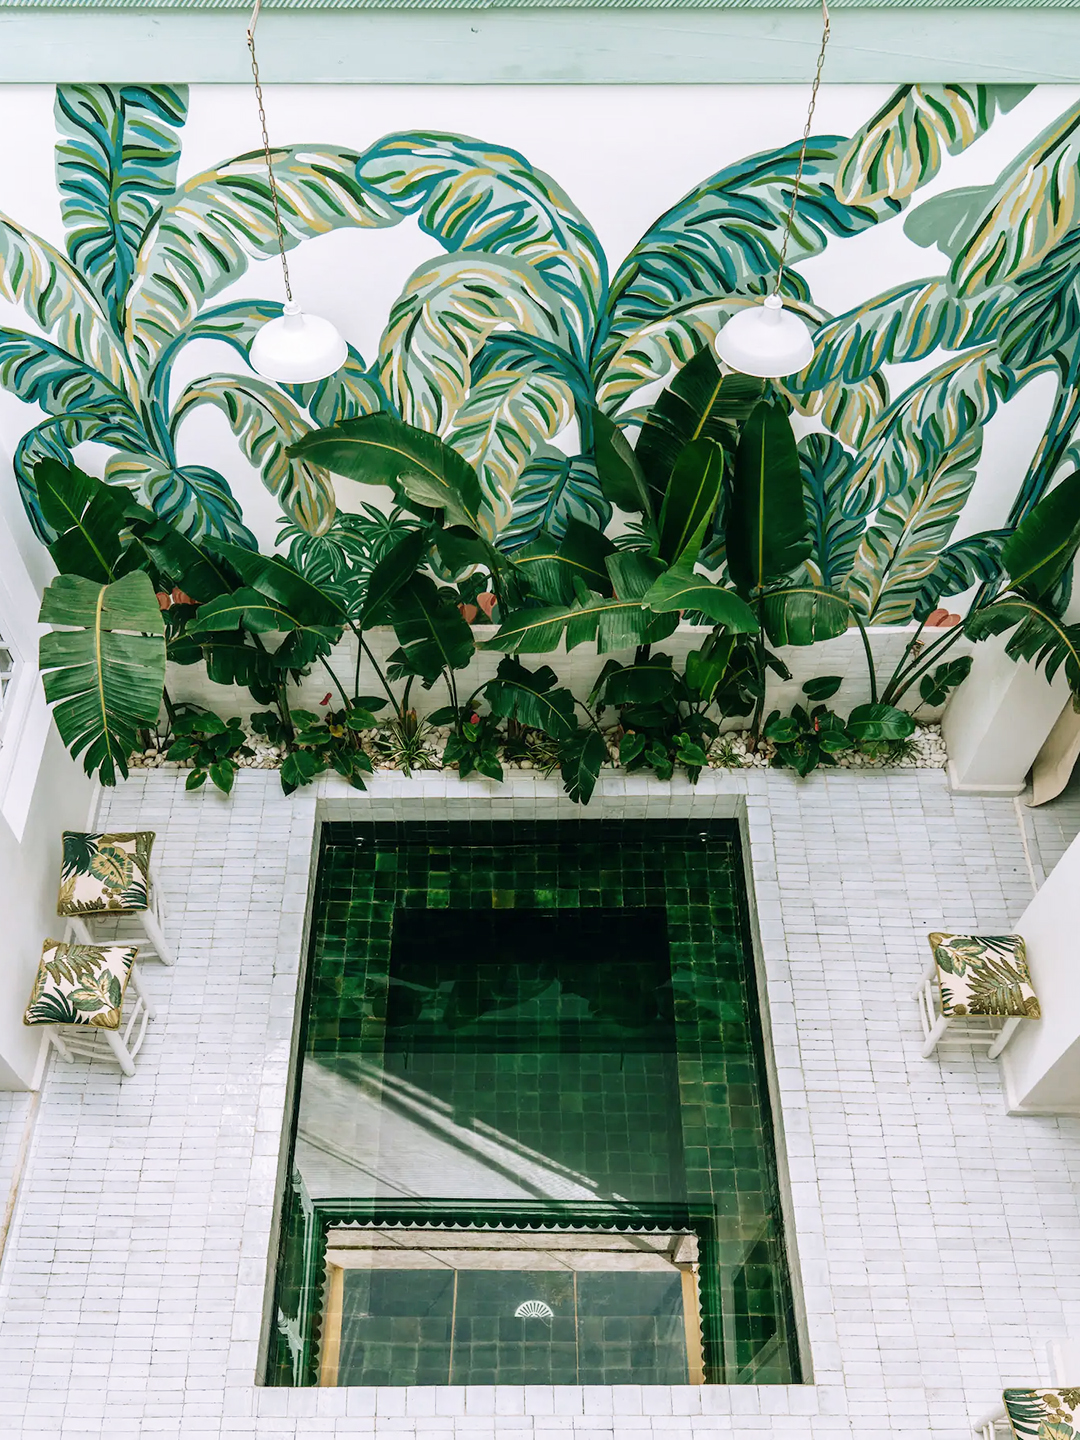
[267,821,800,1388]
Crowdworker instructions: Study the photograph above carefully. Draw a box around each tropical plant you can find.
[166,706,254,794]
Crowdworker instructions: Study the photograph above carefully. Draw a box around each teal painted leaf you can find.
[910,529,1010,619]
[835,85,1030,206]
[797,433,869,591]
[846,436,984,625]
[171,374,336,535]
[949,102,1080,295]
[379,254,577,492]
[501,451,610,550]
[903,185,995,259]
[357,131,606,343]
[845,344,1024,515]
[794,279,1005,394]
[55,84,187,329]
[0,328,143,429]
[126,144,394,368]
[0,213,133,393]
[285,350,382,429]
[447,354,575,534]
[104,451,255,547]
[995,229,1080,369]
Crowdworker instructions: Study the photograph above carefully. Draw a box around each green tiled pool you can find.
[267,820,801,1388]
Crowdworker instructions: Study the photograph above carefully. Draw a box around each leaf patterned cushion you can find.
[928,933,1041,1019]
[23,939,137,1029]
[1004,1386,1080,1438]
[57,831,154,916]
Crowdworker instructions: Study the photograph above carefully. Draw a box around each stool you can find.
[58,830,174,966]
[24,938,155,1077]
[915,931,1040,1060]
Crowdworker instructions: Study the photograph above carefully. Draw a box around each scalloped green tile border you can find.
[0,5,1078,82]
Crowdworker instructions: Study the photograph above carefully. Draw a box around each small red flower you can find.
[320,692,332,706]
[470,713,480,726]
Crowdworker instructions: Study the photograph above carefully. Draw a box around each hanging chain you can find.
[774,0,831,297]
[247,0,293,303]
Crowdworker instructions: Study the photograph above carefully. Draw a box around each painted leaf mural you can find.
[0,78,1076,629]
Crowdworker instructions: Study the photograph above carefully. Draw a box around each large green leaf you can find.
[558,726,607,806]
[55,84,187,329]
[202,540,348,627]
[966,598,1080,702]
[797,434,869,592]
[104,451,254,547]
[484,657,576,740]
[1001,469,1080,600]
[289,413,483,532]
[502,450,611,549]
[390,573,475,681]
[36,459,144,583]
[187,588,341,670]
[726,401,809,594]
[357,130,606,343]
[642,561,759,631]
[512,519,615,604]
[591,410,651,516]
[761,586,852,646]
[125,144,393,368]
[656,437,727,565]
[835,85,1030,206]
[171,374,335,536]
[359,525,433,627]
[38,569,166,785]
[636,348,762,504]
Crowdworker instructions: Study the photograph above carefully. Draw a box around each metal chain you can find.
[247,0,293,303]
[774,0,831,297]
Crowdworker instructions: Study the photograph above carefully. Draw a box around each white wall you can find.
[0,441,94,1089]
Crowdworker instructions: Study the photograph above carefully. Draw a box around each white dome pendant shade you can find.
[249,301,348,385]
[245,1,348,386]
[714,295,816,379]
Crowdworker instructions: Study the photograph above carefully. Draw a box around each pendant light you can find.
[714,0,830,380]
[244,0,348,384]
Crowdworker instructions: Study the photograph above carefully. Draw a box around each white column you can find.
[942,634,1070,795]
[1002,826,1080,1116]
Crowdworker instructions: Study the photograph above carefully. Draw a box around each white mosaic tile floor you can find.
[1,768,1079,1439]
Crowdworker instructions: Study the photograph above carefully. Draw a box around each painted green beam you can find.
[0,5,1078,82]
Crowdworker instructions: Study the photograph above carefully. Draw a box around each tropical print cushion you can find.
[57,831,153,915]
[928,933,1041,1019]
[23,939,137,1029]
[1004,1386,1080,1438]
